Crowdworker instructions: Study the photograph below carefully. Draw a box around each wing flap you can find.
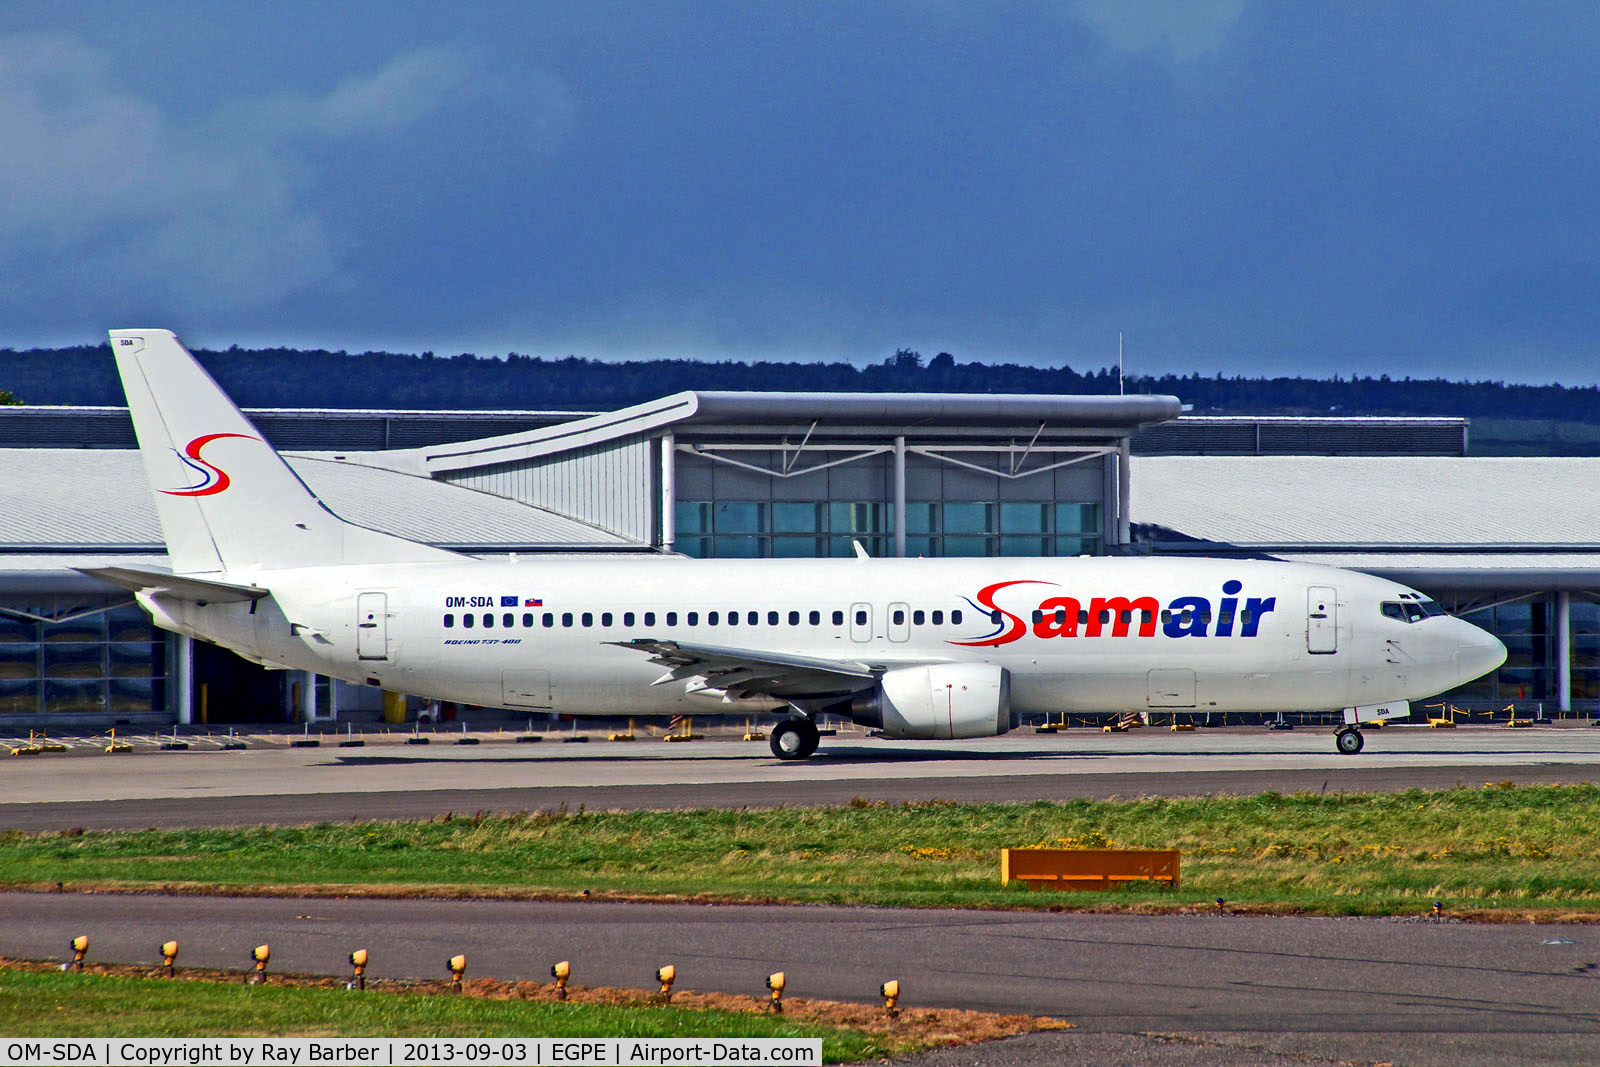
[612,638,879,700]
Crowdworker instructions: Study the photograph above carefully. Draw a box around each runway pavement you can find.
[3,891,1597,1066]
[4,724,1600,831]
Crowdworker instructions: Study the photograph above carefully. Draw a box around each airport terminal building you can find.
[2,394,1596,727]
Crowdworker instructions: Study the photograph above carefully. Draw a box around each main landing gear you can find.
[1334,727,1364,755]
[769,717,820,761]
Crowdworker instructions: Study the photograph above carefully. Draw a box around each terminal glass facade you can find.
[1442,594,1600,707]
[0,603,168,717]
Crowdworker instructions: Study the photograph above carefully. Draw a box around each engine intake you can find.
[851,664,1013,739]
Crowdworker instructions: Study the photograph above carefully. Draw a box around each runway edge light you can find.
[551,960,570,1000]
[656,964,676,1002]
[64,935,88,972]
[348,948,368,991]
[249,944,270,984]
[448,954,466,994]
[160,940,178,978]
[765,971,785,1012]
[880,978,900,1017]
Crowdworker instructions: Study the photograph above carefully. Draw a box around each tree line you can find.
[0,343,1597,421]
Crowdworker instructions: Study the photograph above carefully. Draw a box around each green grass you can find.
[0,969,889,1060]
[7,784,1600,915]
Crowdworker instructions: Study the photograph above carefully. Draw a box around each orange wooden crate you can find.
[1000,848,1180,890]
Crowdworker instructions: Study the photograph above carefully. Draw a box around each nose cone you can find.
[1455,622,1507,686]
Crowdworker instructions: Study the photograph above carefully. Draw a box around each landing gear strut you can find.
[1334,727,1364,755]
[769,717,820,761]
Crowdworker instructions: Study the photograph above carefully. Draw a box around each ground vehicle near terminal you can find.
[87,330,1506,759]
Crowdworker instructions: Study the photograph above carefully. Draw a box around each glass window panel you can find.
[772,502,823,532]
[715,502,765,534]
[1054,536,1101,556]
[0,679,38,714]
[1000,536,1048,556]
[1572,670,1600,701]
[942,502,993,535]
[1496,602,1536,634]
[44,644,103,678]
[905,536,937,557]
[677,537,711,558]
[943,536,992,557]
[829,502,885,533]
[0,616,36,642]
[110,677,159,713]
[1000,503,1048,534]
[1055,502,1100,535]
[45,678,104,713]
[0,644,37,679]
[904,503,937,535]
[44,621,101,643]
[106,611,155,642]
[714,536,763,558]
[771,535,823,558]
[675,501,711,535]
[109,643,159,678]
[1570,600,1600,633]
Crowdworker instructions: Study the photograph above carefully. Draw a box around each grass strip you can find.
[6,784,1600,917]
[0,962,1048,1059]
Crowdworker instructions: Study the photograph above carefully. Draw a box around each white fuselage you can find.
[144,553,1504,719]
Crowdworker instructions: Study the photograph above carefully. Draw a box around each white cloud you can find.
[0,35,479,313]
[1071,0,1248,60]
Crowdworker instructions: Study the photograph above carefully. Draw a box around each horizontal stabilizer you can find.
[76,566,269,604]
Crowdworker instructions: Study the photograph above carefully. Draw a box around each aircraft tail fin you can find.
[110,329,458,575]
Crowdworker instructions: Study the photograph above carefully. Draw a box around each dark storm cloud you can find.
[1,1,1596,382]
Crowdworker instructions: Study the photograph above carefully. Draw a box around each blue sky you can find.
[2,1,1597,383]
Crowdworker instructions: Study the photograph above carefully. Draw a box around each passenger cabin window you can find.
[522,613,534,627]
[855,609,868,626]
[748,611,759,625]
[789,611,801,626]
[832,610,844,626]
[645,612,657,626]
[666,612,678,625]
[913,610,925,625]
[624,612,635,626]
[502,613,514,628]
[581,612,593,627]
[893,609,906,625]
[543,613,554,627]
[601,612,613,626]
[687,612,699,626]
[562,613,574,627]
[463,614,474,628]
[951,609,963,624]
[808,610,820,625]
[932,610,944,625]
[768,611,779,625]
[482,613,494,628]
[708,611,719,625]
[444,614,455,628]
[727,611,738,626]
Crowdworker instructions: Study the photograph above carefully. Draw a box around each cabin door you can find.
[1307,586,1338,654]
[356,592,389,660]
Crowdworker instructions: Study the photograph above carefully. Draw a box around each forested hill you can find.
[1,344,1597,423]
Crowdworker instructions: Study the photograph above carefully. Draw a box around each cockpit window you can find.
[1383,600,1445,623]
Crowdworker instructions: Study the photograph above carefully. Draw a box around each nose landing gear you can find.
[1334,727,1364,755]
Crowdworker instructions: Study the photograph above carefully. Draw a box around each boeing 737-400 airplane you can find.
[84,330,1507,759]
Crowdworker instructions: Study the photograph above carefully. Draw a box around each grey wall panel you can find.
[442,437,653,541]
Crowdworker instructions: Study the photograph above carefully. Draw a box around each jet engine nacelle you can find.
[852,664,1013,739]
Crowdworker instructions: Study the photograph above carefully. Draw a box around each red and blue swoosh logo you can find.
[160,433,258,497]
[948,579,1055,647]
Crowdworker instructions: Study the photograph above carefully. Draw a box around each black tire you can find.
[769,718,820,760]
[1335,727,1364,755]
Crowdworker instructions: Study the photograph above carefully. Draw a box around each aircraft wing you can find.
[610,638,880,702]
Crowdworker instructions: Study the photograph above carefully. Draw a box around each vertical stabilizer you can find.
[110,329,457,575]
